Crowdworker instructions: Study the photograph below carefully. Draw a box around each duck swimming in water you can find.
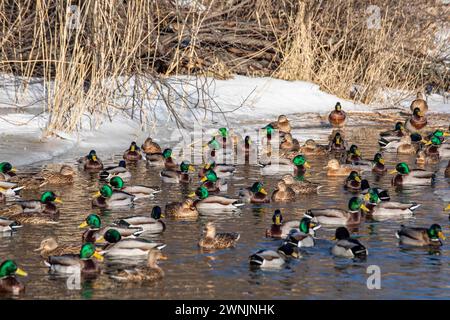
[405,107,427,132]
[123,142,142,161]
[390,162,435,186]
[79,150,103,171]
[328,102,346,128]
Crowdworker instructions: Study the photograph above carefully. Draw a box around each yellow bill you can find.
[389,169,397,174]
[95,236,105,243]
[93,251,104,261]
[15,268,27,277]
[188,192,196,198]
[304,162,311,169]
[200,176,208,183]
[260,188,268,195]
[360,204,370,212]
[54,197,63,204]
[78,221,88,228]
[445,204,450,211]
[92,191,101,198]
[438,231,446,241]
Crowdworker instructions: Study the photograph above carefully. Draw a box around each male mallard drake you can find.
[198,222,240,249]
[165,199,199,218]
[241,135,257,162]
[0,162,17,181]
[371,153,386,174]
[200,169,228,193]
[324,159,362,176]
[405,107,427,132]
[410,92,428,114]
[79,150,103,171]
[299,139,328,155]
[113,206,166,234]
[146,148,177,170]
[45,243,103,274]
[379,122,408,143]
[2,191,62,218]
[109,176,160,199]
[99,160,131,181]
[328,102,346,128]
[379,135,416,154]
[363,191,419,219]
[396,224,445,246]
[265,210,284,238]
[292,155,311,176]
[34,237,80,259]
[249,244,299,269]
[328,132,347,152]
[284,217,319,248]
[390,162,435,186]
[160,161,194,183]
[304,197,369,226]
[270,115,291,134]
[190,186,243,212]
[0,217,21,233]
[331,227,368,259]
[344,171,362,192]
[92,184,135,208]
[238,182,270,204]
[360,180,390,201]
[425,136,450,159]
[345,145,362,164]
[109,249,167,282]
[199,161,235,179]
[271,181,296,202]
[281,174,322,194]
[123,142,142,161]
[0,181,23,198]
[0,260,27,295]
[259,157,295,175]
[141,137,162,154]
[79,214,143,243]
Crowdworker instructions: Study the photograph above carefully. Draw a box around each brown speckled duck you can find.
[198,222,240,249]
[271,181,296,202]
[141,137,162,154]
[410,92,428,114]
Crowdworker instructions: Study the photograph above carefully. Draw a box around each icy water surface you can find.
[1,118,449,300]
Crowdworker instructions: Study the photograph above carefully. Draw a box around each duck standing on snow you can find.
[328,102,346,128]
[198,222,240,249]
[405,107,427,132]
[123,142,142,161]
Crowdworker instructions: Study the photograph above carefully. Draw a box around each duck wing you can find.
[396,226,427,241]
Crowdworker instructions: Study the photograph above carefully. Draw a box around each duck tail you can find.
[409,203,421,211]
[99,171,110,180]
[249,253,264,266]
[353,245,368,258]
[378,137,390,148]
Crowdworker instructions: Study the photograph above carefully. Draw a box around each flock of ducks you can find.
[0,93,449,295]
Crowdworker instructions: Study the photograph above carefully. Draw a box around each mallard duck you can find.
[328,132,347,152]
[123,142,142,161]
[0,181,23,198]
[270,115,291,134]
[328,102,346,127]
[109,249,167,282]
[379,122,408,143]
[261,123,275,144]
[299,139,328,155]
[390,162,435,186]
[160,161,194,183]
[281,174,322,194]
[92,184,135,208]
[45,243,104,274]
[2,191,62,218]
[379,135,416,153]
[410,92,428,114]
[304,197,369,226]
[79,150,103,171]
[165,199,199,218]
[265,210,284,238]
[344,171,362,192]
[199,161,235,179]
[113,205,166,234]
[280,133,300,152]
[331,227,368,259]
[360,181,390,201]
[249,244,299,268]
[425,136,450,158]
[241,135,257,162]
[292,155,311,176]
[109,176,160,199]
[141,137,162,154]
[405,107,427,132]
[199,169,228,193]
[416,150,439,165]
[396,224,445,246]
[445,160,450,178]
[238,182,270,204]
[0,162,16,181]
[146,148,177,170]
[345,145,362,164]
[259,157,295,175]
[34,237,80,259]
[190,186,243,212]
[99,229,166,258]
[324,159,362,176]
[372,153,386,174]
[0,260,27,295]
[198,222,240,249]
[271,181,296,202]
[40,165,75,186]
[363,191,419,219]
[284,217,319,248]
[99,160,131,181]
[0,217,21,233]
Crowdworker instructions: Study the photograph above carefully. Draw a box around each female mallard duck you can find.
[345,145,362,164]
[238,182,270,204]
[270,115,291,135]
[79,150,103,171]
[344,171,362,192]
[410,92,428,114]
[99,160,131,181]
[146,148,177,170]
[113,205,166,234]
[199,161,235,179]
[92,184,135,208]
[379,122,408,143]
[109,176,160,199]
[363,191,419,219]
[0,217,21,233]
[109,249,167,282]
[372,153,386,174]
[0,260,27,295]
[360,180,390,201]
[200,169,228,193]
[38,165,75,186]
[445,160,450,178]
[396,224,445,246]
[271,181,296,202]
[198,222,240,249]
[328,102,346,128]
[299,139,328,155]
[190,186,243,212]
[160,161,194,183]
[328,132,347,152]
[280,133,300,152]
[284,217,319,248]
[324,159,362,176]
[281,174,322,194]
[405,107,427,132]
[34,237,80,259]
[141,137,162,155]
[79,214,143,243]
[165,199,199,218]
[45,243,104,274]
[123,142,142,161]
[304,197,369,226]
[0,162,16,181]
[331,227,368,259]
[390,162,435,186]
[416,150,439,165]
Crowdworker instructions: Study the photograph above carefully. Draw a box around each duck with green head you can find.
[362,190,420,219]
[189,186,243,212]
[92,184,135,208]
[0,260,27,295]
[405,107,427,132]
[390,162,435,186]
[79,150,103,171]
[372,153,387,174]
[200,169,228,193]
[146,148,177,169]
[427,135,450,158]
[0,162,17,181]
[239,181,270,204]
[328,102,346,128]
[396,224,445,246]
[199,160,235,179]
[380,122,407,141]
[329,132,347,152]
[110,176,160,199]
[360,180,390,201]
[346,145,362,164]
[123,141,142,161]
[160,161,194,183]
[285,217,320,248]
[265,210,284,238]
[331,227,368,259]
[344,171,362,192]
[292,155,311,176]
[100,160,131,181]
[113,205,166,234]
[303,197,369,226]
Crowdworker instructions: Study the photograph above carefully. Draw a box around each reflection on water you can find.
[1,122,449,300]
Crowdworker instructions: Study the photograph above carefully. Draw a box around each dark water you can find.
[1,120,449,300]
